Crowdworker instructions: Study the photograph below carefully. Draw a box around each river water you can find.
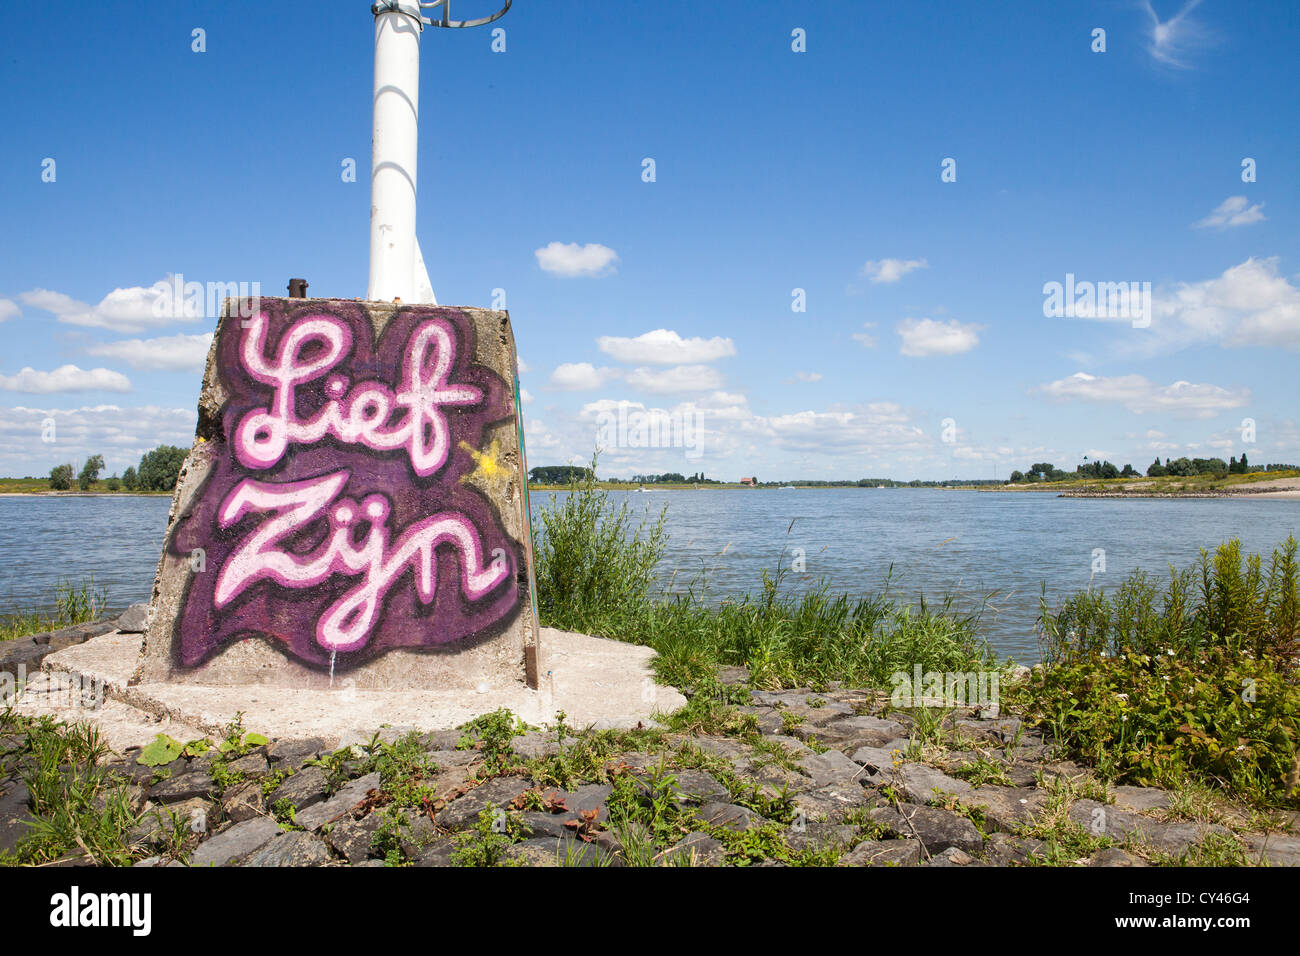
[3,490,1297,662]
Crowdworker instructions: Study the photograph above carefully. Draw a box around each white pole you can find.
[368,3,435,303]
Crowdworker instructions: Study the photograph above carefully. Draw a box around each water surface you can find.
[3,490,1297,662]
[537,488,1300,661]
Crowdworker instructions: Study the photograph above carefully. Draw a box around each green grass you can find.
[0,709,145,866]
[450,806,527,867]
[1037,536,1299,666]
[0,477,168,495]
[0,578,108,642]
[1016,537,1300,807]
[949,757,1014,787]
[533,458,995,694]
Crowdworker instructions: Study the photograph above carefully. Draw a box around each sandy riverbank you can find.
[1059,476,1300,500]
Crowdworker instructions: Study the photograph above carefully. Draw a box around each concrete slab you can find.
[25,627,685,749]
[41,630,142,690]
[540,627,684,730]
[12,671,207,753]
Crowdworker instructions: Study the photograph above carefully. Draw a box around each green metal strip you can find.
[514,371,541,646]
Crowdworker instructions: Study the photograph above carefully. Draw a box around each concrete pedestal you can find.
[135,297,540,694]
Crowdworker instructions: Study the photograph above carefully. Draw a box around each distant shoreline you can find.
[1058,487,1300,500]
[0,491,171,498]
[527,484,983,492]
[6,476,1298,499]
[993,474,1300,501]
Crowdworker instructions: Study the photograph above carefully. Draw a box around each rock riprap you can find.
[1,672,1295,867]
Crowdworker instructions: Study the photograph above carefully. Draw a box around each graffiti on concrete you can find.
[169,302,522,671]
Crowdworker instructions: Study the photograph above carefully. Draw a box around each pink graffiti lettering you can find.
[213,471,509,653]
[234,313,482,476]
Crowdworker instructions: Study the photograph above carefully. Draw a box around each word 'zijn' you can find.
[215,471,508,653]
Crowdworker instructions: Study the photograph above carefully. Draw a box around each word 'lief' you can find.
[235,313,480,475]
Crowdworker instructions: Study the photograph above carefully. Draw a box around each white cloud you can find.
[536,389,955,479]
[785,370,823,383]
[1058,281,1152,323]
[0,299,19,322]
[1154,257,1300,350]
[699,390,750,412]
[1143,0,1211,68]
[519,387,534,404]
[852,323,878,349]
[85,333,214,372]
[547,362,619,390]
[20,278,209,334]
[953,446,998,461]
[625,364,724,394]
[1194,195,1265,229]
[578,398,632,418]
[896,317,982,356]
[534,242,619,278]
[0,365,132,394]
[1261,419,1300,456]
[576,395,737,466]
[1067,258,1300,353]
[1121,429,1177,453]
[1034,372,1250,418]
[19,289,88,321]
[861,258,928,284]
[760,402,929,454]
[0,404,196,476]
[597,329,736,365]
[570,393,932,473]
[519,414,562,452]
[516,356,530,373]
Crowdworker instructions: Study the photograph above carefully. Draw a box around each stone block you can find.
[135,297,539,692]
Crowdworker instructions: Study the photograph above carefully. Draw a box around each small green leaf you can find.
[182,738,212,758]
[139,734,184,767]
[244,732,270,747]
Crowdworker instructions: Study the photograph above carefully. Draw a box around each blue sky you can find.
[1,0,1297,481]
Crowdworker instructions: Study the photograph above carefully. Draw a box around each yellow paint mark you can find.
[458,439,514,501]
[459,439,505,483]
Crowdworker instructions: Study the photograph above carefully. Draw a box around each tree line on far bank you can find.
[47,445,188,492]
[1009,453,1298,484]
[628,471,721,485]
[526,466,1008,488]
[527,465,594,485]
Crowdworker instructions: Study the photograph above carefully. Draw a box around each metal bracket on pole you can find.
[417,0,512,29]
[371,1,425,29]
